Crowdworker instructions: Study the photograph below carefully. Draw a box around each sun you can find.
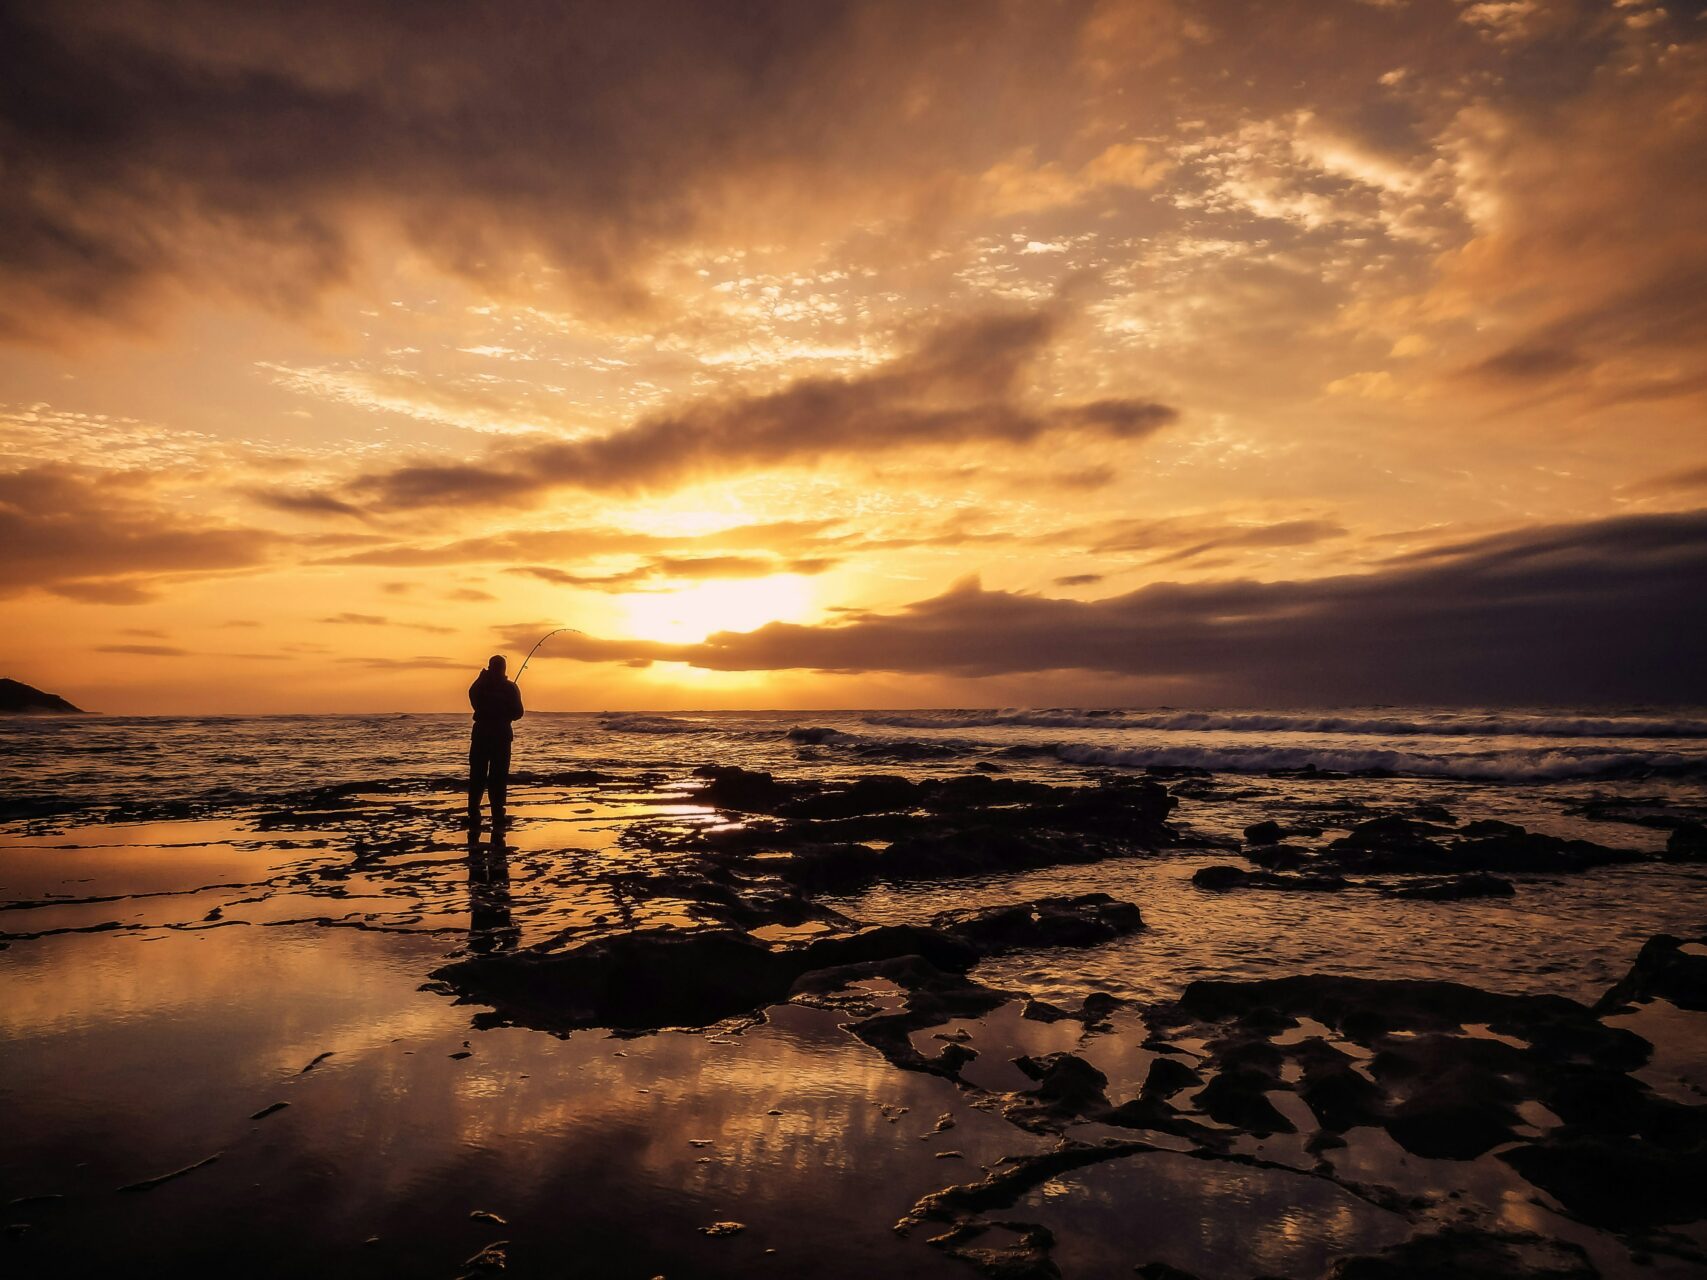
[618,574,816,644]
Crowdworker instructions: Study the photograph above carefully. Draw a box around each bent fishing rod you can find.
[513,626,583,683]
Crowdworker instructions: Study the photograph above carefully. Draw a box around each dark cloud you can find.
[1053,573,1104,587]
[0,467,276,602]
[0,0,1113,341]
[319,519,843,567]
[1070,514,1347,562]
[541,509,1707,704]
[336,655,467,671]
[317,611,453,634]
[508,554,838,592]
[95,643,189,657]
[329,309,1175,510]
[1624,463,1707,496]
[246,488,370,520]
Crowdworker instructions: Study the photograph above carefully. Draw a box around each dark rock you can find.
[1136,1264,1202,1280]
[1245,844,1314,871]
[1595,932,1707,1013]
[1382,873,1515,901]
[780,774,922,819]
[933,894,1143,953]
[1243,820,1283,844]
[0,678,84,714]
[1326,816,1636,875]
[1664,821,1707,861]
[1140,1056,1200,1099]
[1502,1131,1707,1229]
[1192,865,1346,893]
[1005,1053,1111,1130]
[1327,1227,1596,1279]
[691,765,799,811]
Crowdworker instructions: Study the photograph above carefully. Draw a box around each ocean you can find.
[4,707,1706,1277]
[6,704,1707,820]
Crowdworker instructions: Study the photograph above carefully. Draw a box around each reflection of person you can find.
[467,655,523,830]
[467,837,518,955]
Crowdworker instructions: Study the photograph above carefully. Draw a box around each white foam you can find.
[864,709,1707,739]
[1054,741,1694,781]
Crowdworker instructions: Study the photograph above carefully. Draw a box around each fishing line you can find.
[514,626,583,683]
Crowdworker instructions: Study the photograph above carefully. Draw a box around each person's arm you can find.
[509,682,524,722]
[469,680,479,711]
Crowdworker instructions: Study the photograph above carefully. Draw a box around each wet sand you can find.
[3,764,1706,1278]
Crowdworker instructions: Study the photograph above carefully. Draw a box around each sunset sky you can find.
[3,0,1705,713]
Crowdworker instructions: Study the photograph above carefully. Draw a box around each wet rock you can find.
[1243,820,1283,845]
[700,1221,745,1237]
[1325,816,1636,875]
[1381,873,1515,901]
[1161,974,1657,1160]
[691,765,799,812]
[922,1221,1059,1280]
[1194,1063,1294,1135]
[1664,820,1707,861]
[795,957,1014,1078]
[1501,1130,1707,1229]
[1135,1264,1202,1280]
[933,894,1143,953]
[1244,844,1315,871]
[1192,865,1346,893]
[1375,1034,1528,1159]
[780,774,922,819]
[1595,933,1707,1013]
[1004,1053,1111,1131]
[1327,1227,1596,1279]
[1141,1056,1200,1099]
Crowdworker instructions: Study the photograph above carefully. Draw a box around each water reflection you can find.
[467,833,518,956]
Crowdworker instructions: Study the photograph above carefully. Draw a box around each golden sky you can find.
[3,0,1705,712]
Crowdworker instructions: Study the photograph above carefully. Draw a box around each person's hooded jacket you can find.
[469,669,524,740]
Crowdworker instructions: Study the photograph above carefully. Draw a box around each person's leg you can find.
[467,738,486,823]
[491,739,511,824]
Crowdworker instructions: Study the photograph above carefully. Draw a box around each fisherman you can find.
[468,654,523,831]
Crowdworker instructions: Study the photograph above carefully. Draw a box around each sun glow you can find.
[617,575,817,644]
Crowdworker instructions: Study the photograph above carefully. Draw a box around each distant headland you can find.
[0,678,85,714]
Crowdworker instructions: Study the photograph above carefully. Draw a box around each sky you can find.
[2,0,1705,713]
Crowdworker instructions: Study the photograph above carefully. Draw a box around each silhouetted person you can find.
[468,654,523,830]
[467,835,518,955]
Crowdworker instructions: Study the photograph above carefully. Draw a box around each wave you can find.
[1055,742,1699,782]
[598,714,718,735]
[864,709,1707,739]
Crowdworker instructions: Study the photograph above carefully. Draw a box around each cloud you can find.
[1066,513,1347,562]
[317,611,453,634]
[0,466,276,602]
[329,308,1176,511]
[95,643,190,657]
[1623,464,1707,497]
[336,655,468,671]
[246,488,369,520]
[506,554,838,592]
[541,508,1707,704]
[0,1,1146,342]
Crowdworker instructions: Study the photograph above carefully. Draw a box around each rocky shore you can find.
[2,760,1705,1277]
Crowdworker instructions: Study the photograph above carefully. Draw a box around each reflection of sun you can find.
[618,575,814,644]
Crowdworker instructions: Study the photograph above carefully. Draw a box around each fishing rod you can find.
[513,626,583,683]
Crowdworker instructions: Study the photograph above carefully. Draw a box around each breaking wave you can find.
[865,709,1707,739]
[1055,742,1698,782]
[598,714,718,735]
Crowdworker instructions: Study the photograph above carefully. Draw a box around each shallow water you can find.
[3,710,1705,1276]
